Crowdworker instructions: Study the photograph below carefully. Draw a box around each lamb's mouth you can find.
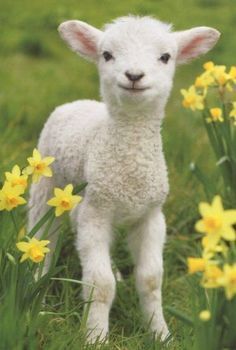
[118,84,150,92]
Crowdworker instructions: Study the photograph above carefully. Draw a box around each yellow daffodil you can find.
[202,264,223,288]
[229,102,236,124]
[181,86,204,111]
[212,65,229,86]
[47,184,82,217]
[229,66,236,83]
[195,195,236,245]
[195,71,214,90]
[24,148,55,183]
[16,237,50,263]
[0,182,26,211]
[199,310,211,321]
[187,257,206,274]
[202,236,228,258]
[5,165,28,192]
[206,108,224,123]
[203,62,230,86]
[217,264,236,300]
[203,61,215,72]
[224,66,236,91]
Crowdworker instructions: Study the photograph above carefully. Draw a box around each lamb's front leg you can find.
[128,207,169,341]
[76,200,115,343]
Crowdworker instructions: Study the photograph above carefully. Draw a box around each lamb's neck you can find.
[107,104,164,142]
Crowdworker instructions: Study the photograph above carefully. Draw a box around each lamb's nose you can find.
[125,71,145,82]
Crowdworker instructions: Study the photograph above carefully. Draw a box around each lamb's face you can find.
[98,19,177,107]
[58,16,220,112]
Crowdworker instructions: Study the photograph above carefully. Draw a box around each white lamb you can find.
[28,16,220,343]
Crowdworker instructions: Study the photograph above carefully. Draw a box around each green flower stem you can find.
[203,116,232,192]
[203,114,221,158]
[10,211,18,235]
[190,163,216,200]
[212,122,232,188]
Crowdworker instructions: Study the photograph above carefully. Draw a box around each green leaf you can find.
[28,208,54,238]
[51,277,95,288]
[73,182,88,194]
[190,162,217,200]
[165,305,193,326]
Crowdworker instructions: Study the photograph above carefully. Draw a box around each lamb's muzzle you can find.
[125,71,145,82]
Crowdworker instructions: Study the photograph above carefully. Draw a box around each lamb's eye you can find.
[103,51,113,62]
[159,53,171,64]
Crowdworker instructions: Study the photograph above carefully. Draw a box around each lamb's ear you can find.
[58,20,103,62]
[174,27,220,64]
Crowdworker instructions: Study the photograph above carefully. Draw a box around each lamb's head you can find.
[58,16,220,114]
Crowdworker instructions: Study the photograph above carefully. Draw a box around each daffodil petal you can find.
[39,240,50,247]
[47,198,59,206]
[54,188,64,197]
[42,247,50,253]
[64,184,73,195]
[199,202,212,217]
[17,197,27,205]
[23,166,33,175]
[221,226,236,241]
[33,148,41,161]
[223,210,236,225]
[207,233,221,246]
[212,195,223,213]
[44,157,55,165]
[72,195,82,206]
[43,167,53,177]
[32,173,40,183]
[20,253,29,262]
[55,207,65,217]
[195,220,205,233]
[16,242,30,252]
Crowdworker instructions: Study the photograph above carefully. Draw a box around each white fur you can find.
[28,15,220,343]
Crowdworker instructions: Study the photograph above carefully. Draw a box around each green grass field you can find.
[1,0,236,349]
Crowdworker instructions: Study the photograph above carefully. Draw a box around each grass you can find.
[0,0,236,349]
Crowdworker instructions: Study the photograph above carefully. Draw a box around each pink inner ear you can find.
[180,35,205,57]
[75,29,96,55]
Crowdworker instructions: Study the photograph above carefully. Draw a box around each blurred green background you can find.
[1,1,236,348]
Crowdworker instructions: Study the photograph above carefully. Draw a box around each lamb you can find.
[28,15,220,343]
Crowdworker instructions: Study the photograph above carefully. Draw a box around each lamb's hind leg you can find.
[28,177,61,274]
[76,200,115,343]
[128,207,169,341]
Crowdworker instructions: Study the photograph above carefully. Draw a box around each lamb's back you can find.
[38,99,108,186]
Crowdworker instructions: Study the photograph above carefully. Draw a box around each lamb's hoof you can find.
[153,324,171,344]
[161,331,172,347]
[86,329,109,345]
